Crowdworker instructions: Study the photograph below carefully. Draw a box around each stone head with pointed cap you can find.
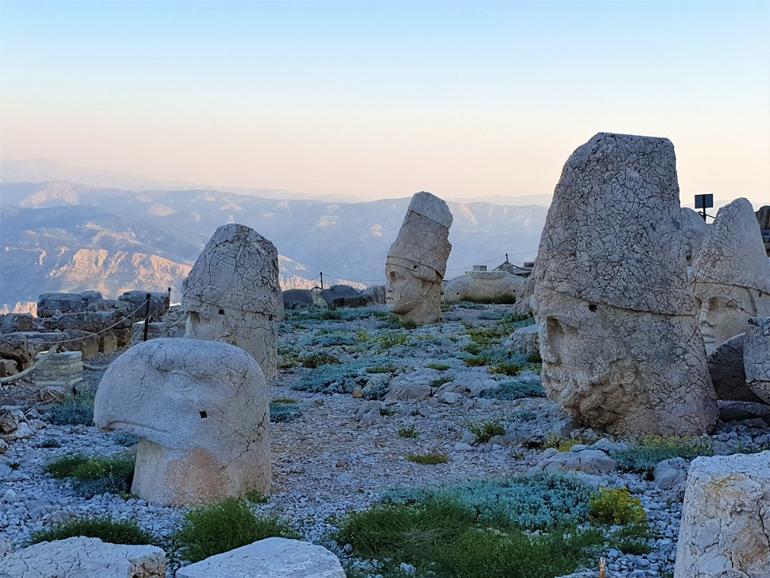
[691,198,770,353]
[532,133,716,436]
[386,192,453,325]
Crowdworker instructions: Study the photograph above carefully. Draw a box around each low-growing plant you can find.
[468,420,506,444]
[244,489,268,504]
[46,453,135,497]
[355,330,371,342]
[400,319,418,330]
[377,332,409,349]
[31,517,153,545]
[467,326,509,346]
[407,452,449,465]
[270,401,303,423]
[463,343,484,355]
[431,375,453,387]
[464,355,489,367]
[46,391,95,426]
[543,434,592,453]
[480,380,546,400]
[589,487,647,526]
[426,362,450,371]
[526,351,542,363]
[301,353,341,368]
[175,498,297,562]
[613,436,713,474]
[491,362,521,376]
[366,364,398,374]
[398,426,419,439]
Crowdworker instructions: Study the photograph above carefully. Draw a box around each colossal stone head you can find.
[386,192,452,325]
[691,198,770,353]
[444,269,525,304]
[94,338,270,505]
[680,207,708,266]
[532,132,717,436]
[182,223,283,378]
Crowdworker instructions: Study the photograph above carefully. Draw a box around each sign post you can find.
[694,194,714,221]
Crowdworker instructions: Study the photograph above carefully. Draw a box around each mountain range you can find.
[0,180,549,313]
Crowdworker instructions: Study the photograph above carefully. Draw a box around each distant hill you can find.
[0,181,548,312]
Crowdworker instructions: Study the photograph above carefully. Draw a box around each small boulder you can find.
[175,537,344,578]
[531,449,617,475]
[0,537,165,578]
[507,324,540,358]
[653,457,688,494]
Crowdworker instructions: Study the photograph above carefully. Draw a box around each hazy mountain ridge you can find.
[0,181,548,311]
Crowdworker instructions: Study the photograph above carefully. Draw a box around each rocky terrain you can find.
[2,302,768,577]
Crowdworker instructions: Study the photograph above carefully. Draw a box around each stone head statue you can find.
[182,223,283,378]
[386,192,452,325]
[532,132,717,436]
[744,316,770,404]
[691,198,770,353]
[680,207,708,266]
[94,338,270,505]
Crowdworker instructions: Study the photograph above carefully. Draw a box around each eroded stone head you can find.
[94,338,270,504]
[385,192,452,324]
[182,223,283,378]
[532,133,716,436]
[692,198,770,353]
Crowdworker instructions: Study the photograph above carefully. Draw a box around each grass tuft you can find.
[398,426,419,439]
[46,391,95,426]
[468,420,506,444]
[613,436,713,474]
[175,498,297,562]
[407,452,449,465]
[31,517,152,545]
[301,353,341,368]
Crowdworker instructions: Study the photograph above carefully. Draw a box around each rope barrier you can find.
[37,300,151,345]
[0,344,61,385]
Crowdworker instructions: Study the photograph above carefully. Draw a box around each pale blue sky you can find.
[1,0,768,202]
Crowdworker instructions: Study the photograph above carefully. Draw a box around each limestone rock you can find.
[182,224,283,378]
[282,289,315,310]
[0,313,37,334]
[692,198,770,353]
[37,291,103,318]
[653,457,688,494]
[176,537,345,578]
[118,290,170,319]
[744,316,770,404]
[507,323,540,358]
[94,338,270,505]
[532,132,716,436]
[443,269,524,304]
[674,451,770,577]
[530,448,617,475]
[386,192,452,325]
[33,350,83,387]
[707,333,763,402]
[361,284,386,305]
[681,207,708,265]
[0,537,166,578]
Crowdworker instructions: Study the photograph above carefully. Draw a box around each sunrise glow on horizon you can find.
[1,0,768,204]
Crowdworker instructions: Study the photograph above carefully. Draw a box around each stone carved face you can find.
[693,283,768,353]
[94,338,265,451]
[533,288,716,435]
[386,262,432,315]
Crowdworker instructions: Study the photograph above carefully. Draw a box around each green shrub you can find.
[45,453,135,497]
[464,343,484,355]
[398,426,419,439]
[480,380,545,400]
[46,391,95,426]
[301,353,341,368]
[356,330,370,342]
[543,434,592,453]
[378,332,409,349]
[407,452,449,465]
[526,351,542,363]
[175,498,297,562]
[270,401,303,423]
[366,364,398,374]
[491,362,521,376]
[431,375,453,387]
[468,420,506,444]
[337,494,600,578]
[31,517,152,545]
[613,436,713,473]
[245,490,268,504]
[467,327,509,345]
[400,319,418,330]
[589,488,647,526]
[426,362,450,371]
[464,355,490,367]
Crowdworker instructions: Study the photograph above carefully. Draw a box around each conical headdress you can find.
[692,198,770,293]
[533,132,694,315]
[387,192,453,281]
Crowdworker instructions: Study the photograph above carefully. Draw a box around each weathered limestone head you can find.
[94,338,270,505]
[182,223,283,378]
[744,316,770,404]
[386,192,453,325]
[680,207,708,266]
[691,198,770,353]
[532,132,717,436]
[443,270,525,304]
